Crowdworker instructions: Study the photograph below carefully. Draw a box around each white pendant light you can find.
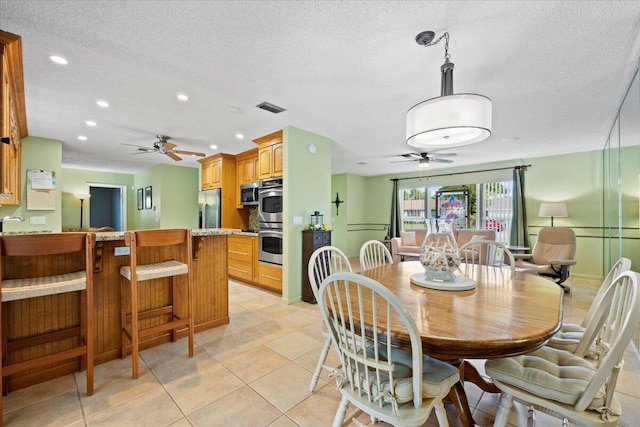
[407,31,492,149]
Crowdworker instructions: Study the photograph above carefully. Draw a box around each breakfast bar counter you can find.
[2,228,241,391]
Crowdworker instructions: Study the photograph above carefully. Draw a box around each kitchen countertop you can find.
[94,228,253,241]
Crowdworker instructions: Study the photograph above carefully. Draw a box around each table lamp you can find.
[539,202,567,227]
[75,193,91,228]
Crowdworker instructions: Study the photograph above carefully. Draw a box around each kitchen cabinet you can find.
[235,148,258,209]
[258,261,282,292]
[302,230,332,303]
[199,154,245,229]
[235,148,258,186]
[0,31,27,205]
[228,234,258,282]
[255,130,283,180]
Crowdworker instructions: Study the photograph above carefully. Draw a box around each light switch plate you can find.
[293,216,302,225]
[114,246,130,256]
[29,216,46,225]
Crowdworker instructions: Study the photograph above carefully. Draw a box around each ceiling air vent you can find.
[256,102,286,114]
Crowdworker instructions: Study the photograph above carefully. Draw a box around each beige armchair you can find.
[514,227,577,292]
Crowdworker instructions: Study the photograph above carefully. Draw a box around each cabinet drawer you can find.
[228,242,252,262]
[229,258,253,281]
[258,262,282,291]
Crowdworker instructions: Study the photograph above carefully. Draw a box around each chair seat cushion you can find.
[547,323,585,353]
[2,271,87,302]
[485,346,605,408]
[363,344,459,403]
[120,260,188,281]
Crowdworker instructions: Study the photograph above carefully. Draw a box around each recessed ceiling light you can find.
[177,94,189,101]
[210,144,218,150]
[86,120,97,127]
[226,106,240,113]
[235,133,244,140]
[96,100,109,108]
[49,55,68,65]
[78,135,88,141]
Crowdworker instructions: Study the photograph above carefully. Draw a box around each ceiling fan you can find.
[391,152,456,168]
[121,135,206,161]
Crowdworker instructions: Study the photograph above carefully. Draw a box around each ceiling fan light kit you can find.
[406,31,492,150]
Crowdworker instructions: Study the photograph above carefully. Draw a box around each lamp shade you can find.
[406,94,492,149]
[538,202,568,218]
[74,193,91,201]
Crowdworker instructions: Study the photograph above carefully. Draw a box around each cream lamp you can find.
[406,31,492,149]
[539,202,568,227]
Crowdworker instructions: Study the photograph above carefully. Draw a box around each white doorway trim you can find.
[87,183,128,231]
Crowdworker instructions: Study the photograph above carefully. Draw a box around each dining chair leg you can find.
[332,395,349,427]
[130,280,139,379]
[434,401,450,427]
[310,337,332,392]
[493,393,512,427]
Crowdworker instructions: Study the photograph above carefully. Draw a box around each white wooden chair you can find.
[359,240,394,271]
[319,272,459,426]
[307,246,352,392]
[458,240,515,277]
[485,270,640,427]
[547,257,631,354]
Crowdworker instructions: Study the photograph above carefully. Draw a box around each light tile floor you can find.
[2,271,640,426]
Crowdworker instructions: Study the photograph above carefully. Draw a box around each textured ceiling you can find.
[1,1,639,176]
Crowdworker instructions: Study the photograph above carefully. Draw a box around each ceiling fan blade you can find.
[431,152,457,158]
[166,152,183,161]
[164,142,177,150]
[121,142,153,150]
[431,158,454,163]
[130,150,154,155]
[172,149,206,157]
[401,153,423,159]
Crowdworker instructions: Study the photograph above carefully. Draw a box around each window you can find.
[400,179,513,243]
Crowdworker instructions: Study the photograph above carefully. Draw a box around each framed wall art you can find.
[137,188,143,210]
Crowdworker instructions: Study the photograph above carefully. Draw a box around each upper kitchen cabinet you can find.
[235,148,258,186]
[255,130,283,180]
[199,154,235,190]
[0,31,28,205]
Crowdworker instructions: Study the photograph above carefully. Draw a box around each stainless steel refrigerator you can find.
[199,189,221,228]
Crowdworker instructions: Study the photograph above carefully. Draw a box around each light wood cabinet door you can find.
[257,145,273,180]
[200,161,214,190]
[0,31,26,205]
[210,159,222,188]
[272,143,283,178]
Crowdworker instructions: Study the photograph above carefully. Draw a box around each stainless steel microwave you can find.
[240,182,259,206]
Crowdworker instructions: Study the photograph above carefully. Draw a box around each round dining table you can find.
[358,261,564,427]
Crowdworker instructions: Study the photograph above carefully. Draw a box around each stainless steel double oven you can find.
[258,178,283,265]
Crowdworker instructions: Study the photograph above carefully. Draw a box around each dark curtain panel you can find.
[390,179,401,238]
[510,167,529,247]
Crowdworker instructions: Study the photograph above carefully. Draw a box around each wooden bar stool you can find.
[120,228,194,379]
[0,232,95,416]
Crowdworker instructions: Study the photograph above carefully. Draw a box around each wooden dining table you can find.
[358,261,564,427]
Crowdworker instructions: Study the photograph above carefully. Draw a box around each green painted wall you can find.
[282,126,333,304]
[0,136,63,232]
[60,168,135,229]
[133,164,199,230]
[330,174,348,251]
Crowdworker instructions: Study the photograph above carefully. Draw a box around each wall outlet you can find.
[29,216,46,225]
[114,246,130,256]
[293,216,302,225]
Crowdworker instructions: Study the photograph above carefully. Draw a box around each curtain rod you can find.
[390,164,531,182]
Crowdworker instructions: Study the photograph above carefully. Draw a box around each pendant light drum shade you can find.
[406,93,492,149]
